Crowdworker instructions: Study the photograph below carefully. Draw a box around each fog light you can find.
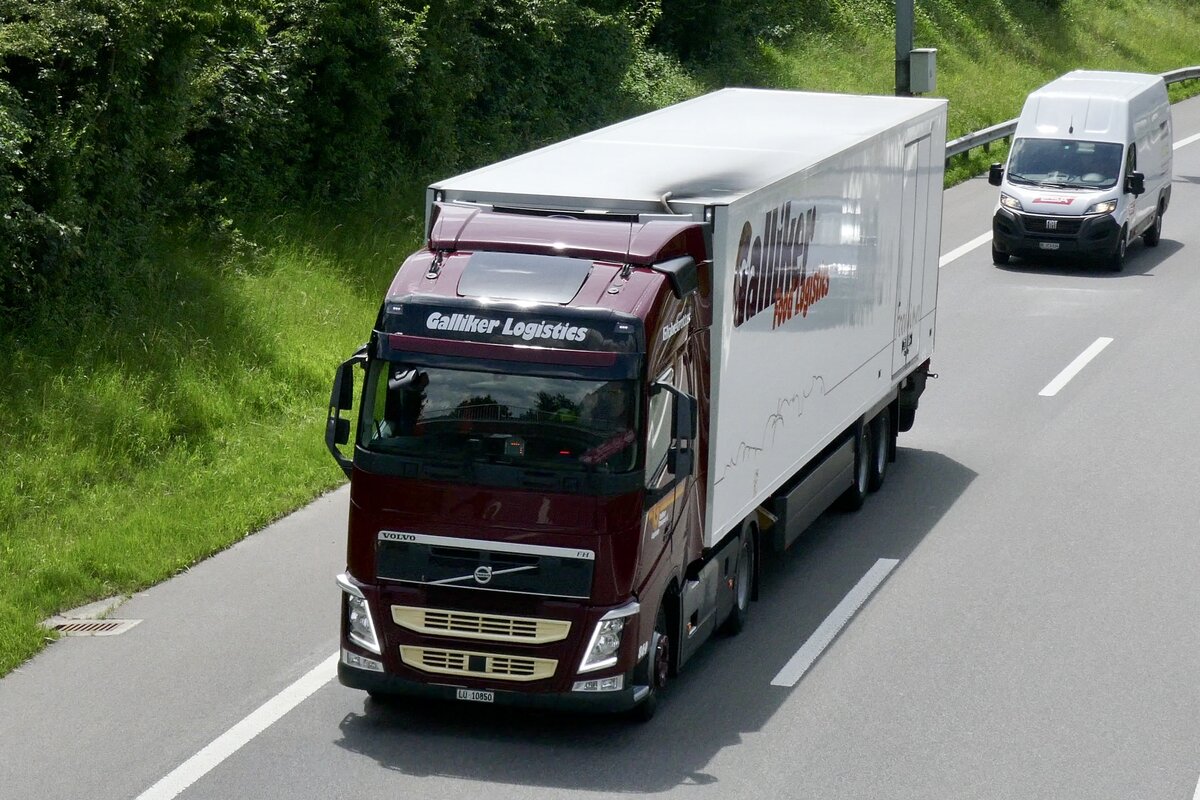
[342,648,384,672]
[579,602,639,673]
[572,675,625,692]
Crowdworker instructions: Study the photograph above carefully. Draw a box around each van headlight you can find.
[337,573,381,654]
[578,602,639,673]
[1085,199,1118,215]
[1000,192,1023,211]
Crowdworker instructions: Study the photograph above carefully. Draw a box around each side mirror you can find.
[1125,171,1145,196]
[667,444,694,479]
[326,347,367,477]
[671,391,698,441]
[988,163,1004,187]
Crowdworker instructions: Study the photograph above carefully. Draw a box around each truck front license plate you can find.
[456,689,494,703]
[1039,241,1060,250]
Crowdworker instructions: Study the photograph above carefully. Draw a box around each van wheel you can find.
[632,604,671,722]
[868,411,890,492]
[721,527,755,635]
[1107,226,1127,272]
[991,244,1010,265]
[839,424,871,511]
[1142,207,1163,247]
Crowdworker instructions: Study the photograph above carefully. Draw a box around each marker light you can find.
[579,602,639,673]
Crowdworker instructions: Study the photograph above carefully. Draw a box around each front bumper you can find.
[993,207,1120,258]
[339,654,649,713]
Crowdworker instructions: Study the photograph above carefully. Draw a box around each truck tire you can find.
[839,424,871,511]
[1107,226,1127,272]
[632,603,671,722]
[720,527,755,636]
[1142,205,1163,247]
[868,410,890,492]
[991,243,1010,265]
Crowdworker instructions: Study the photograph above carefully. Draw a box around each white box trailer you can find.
[430,88,947,549]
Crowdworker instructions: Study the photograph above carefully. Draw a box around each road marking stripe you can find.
[939,231,992,268]
[771,558,899,687]
[1174,132,1200,150]
[1039,337,1113,397]
[135,653,338,800]
[1193,772,1200,800]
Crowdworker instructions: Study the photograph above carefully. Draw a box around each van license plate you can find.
[1039,242,1060,250]
[456,689,494,703]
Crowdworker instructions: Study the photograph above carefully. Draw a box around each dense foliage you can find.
[0,0,703,322]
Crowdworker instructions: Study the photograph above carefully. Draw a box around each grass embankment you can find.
[3,0,1200,676]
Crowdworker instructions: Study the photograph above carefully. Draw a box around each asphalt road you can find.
[3,96,1200,800]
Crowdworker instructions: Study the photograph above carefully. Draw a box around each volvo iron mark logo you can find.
[473,566,493,585]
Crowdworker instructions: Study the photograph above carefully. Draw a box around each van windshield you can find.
[359,360,640,473]
[1007,138,1123,189]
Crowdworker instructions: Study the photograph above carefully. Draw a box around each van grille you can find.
[399,646,556,682]
[391,606,571,643]
[1023,214,1083,235]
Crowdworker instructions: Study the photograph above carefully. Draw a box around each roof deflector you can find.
[458,251,591,304]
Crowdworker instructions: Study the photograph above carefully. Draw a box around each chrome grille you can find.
[399,646,557,682]
[392,605,570,643]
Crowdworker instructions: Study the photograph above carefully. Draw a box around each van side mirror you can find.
[1125,171,1145,196]
[988,163,1004,187]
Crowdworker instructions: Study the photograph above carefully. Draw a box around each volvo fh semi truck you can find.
[326,88,947,719]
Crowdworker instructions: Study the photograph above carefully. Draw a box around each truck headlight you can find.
[1085,199,1118,215]
[1000,193,1023,211]
[578,602,639,673]
[337,573,381,654]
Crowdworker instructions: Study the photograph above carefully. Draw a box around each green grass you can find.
[3,0,1200,676]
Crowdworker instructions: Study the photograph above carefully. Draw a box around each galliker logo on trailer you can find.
[733,201,827,329]
[426,311,589,343]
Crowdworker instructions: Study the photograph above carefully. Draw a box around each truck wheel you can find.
[632,604,671,722]
[868,411,890,492]
[991,243,1010,265]
[839,424,871,511]
[721,527,755,636]
[1107,226,1127,272]
[1142,206,1163,247]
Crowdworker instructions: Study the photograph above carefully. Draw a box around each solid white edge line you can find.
[1174,132,1200,150]
[939,231,992,268]
[771,558,899,688]
[135,652,339,800]
[1038,337,1114,397]
[1193,772,1200,800]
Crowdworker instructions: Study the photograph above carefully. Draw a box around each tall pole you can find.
[895,0,914,96]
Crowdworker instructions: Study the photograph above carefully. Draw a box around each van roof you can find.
[1031,70,1165,102]
[1018,71,1166,141]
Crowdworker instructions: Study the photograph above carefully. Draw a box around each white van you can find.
[989,70,1172,271]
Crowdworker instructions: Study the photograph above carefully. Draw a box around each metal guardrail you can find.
[945,66,1200,163]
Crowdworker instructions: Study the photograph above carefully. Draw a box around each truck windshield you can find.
[360,361,639,473]
[1006,138,1123,190]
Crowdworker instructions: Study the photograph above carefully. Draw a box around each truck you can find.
[326,87,947,720]
[989,70,1173,271]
